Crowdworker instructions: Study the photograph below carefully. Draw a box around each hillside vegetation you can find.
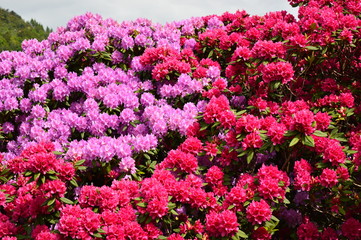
[0,7,51,51]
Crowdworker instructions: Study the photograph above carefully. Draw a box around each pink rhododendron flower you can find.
[292,109,315,135]
[242,131,263,150]
[294,159,314,191]
[261,61,294,84]
[205,210,239,237]
[319,168,338,188]
[297,221,320,240]
[159,149,198,173]
[252,227,272,240]
[246,199,272,225]
[341,218,361,240]
[205,166,227,196]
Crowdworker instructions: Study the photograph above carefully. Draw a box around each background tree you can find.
[0,7,52,51]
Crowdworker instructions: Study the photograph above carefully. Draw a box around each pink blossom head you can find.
[246,199,272,225]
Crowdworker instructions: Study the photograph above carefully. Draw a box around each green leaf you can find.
[15,235,30,239]
[200,124,208,131]
[144,153,151,160]
[41,175,46,184]
[6,195,15,203]
[48,175,58,180]
[53,151,63,155]
[70,178,79,187]
[60,197,74,205]
[289,135,300,147]
[271,215,280,222]
[170,209,179,215]
[92,232,103,238]
[47,198,56,206]
[232,235,240,240]
[346,149,357,154]
[136,202,147,207]
[316,162,328,168]
[0,176,8,182]
[303,135,315,147]
[305,46,319,51]
[284,130,298,137]
[168,202,176,209]
[236,229,248,238]
[228,204,235,210]
[247,150,254,164]
[339,207,346,215]
[313,130,328,137]
[212,121,221,129]
[75,159,86,166]
[77,166,87,171]
[34,172,41,179]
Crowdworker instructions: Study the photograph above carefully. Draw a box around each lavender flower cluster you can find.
[0,13,211,172]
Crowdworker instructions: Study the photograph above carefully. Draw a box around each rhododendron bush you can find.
[0,0,361,239]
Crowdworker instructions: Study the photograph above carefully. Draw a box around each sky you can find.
[1,0,299,30]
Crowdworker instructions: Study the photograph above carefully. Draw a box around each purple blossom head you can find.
[119,157,136,174]
[206,66,221,80]
[0,60,12,75]
[29,84,51,103]
[181,23,195,35]
[130,56,145,71]
[256,151,276,165]
[114,139,132,159]
[120,108,137,124]
[100,113,119,129]
[111,50,123,64]
[89,120,106,136]
[140,80,153,91]
[56,45,74,62]
[140,93,155,107]
[4,97,19,111]
[71,37,91,51]
[196,100,208,112]
[131,134,158,152]
[121,36,134,49]
[135,34,153,47]
[83,98,99,113]
[30,124,50,142]
[92,34,108,51]
[294,191,309,206]
[278,207,302,228]
[159,84,181,98]
[15,65,31,80]
[51,79,70,101]
[207,16,225,29]
[130,123,149,135]
[230,95,246,108]
[183,38,197,49]
[2,122,14,134]
[103,93,120,109]
[31,105,46,118]
[54,65,68,79]
[97,139,116,162]
[151,119,168,136]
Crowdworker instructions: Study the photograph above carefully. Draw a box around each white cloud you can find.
[1,0,298,30]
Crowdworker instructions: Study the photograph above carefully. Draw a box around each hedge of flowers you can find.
[0,0,360,239]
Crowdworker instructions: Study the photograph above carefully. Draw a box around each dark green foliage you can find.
[0,7,52,51]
